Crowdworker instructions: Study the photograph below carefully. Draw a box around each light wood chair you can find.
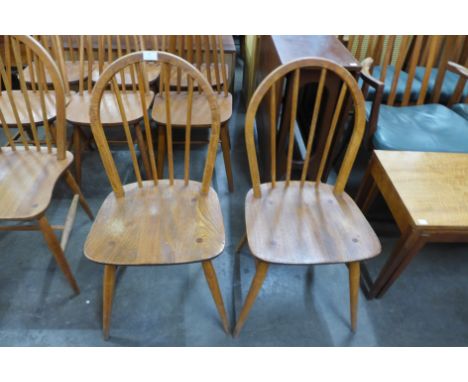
[85,50,229,340]
[65,35,156,184]
[233,58,381,336]
[0,35,94,294]
[23,35,91,90]
[152,36,234,191]
[90,35,161,86]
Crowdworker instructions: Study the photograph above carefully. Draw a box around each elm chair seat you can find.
[245,182,380,265]
[366,102,468,152]
[85,180,225,265]
[414,67,468,104]
[451,103,468,121]
[362,65,422,103]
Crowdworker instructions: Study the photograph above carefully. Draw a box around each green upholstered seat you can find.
[365,102,468,152]
[414,67,468,104]
[362,65,422,103]
[451,103,468,120]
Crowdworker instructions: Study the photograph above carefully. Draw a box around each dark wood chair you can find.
[348,36,466,106]
[0,35,93,294]
[85,50,229,339]
[362,36,468,154]
[233,58,381,336]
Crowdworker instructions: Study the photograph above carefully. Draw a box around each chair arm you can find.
[447,61,468,106]
[447,61,468,79]
[359,57,384,150]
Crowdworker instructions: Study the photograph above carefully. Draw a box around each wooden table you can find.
[254,35,360,182]
[356,150,468,298]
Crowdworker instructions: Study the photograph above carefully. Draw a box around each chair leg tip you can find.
[71,283,80,294]
[233,327,241,338]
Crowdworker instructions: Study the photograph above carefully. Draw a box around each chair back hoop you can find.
[89,50,221,198]
[245,57,366,198]
[0,35,67,159]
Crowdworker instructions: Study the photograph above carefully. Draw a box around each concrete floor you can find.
[2,57,468,346]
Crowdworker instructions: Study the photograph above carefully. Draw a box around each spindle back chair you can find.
[0,35,93,295]
[90,35,161,86]
[84,50,229,339]
[363,36,468,153]
[162,35,230,91]
[357,36,465,107]
[65,35,156,183]
[0,35,61,142]
[151,35,233,191]
[22,35,85,92]
[234,58,381,336]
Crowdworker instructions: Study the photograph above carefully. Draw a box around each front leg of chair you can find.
[235,232,247,254]
[220,122,234,192]
[202,260,230,334]
[63,170,94,221]
[233,259,269,337]
[37,213,80,294]
[103,264,116,340]
[348,261,360,332]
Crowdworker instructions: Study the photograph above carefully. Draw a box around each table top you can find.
[271,35,360,70]
[375,150,468,229]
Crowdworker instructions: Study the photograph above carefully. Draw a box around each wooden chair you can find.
[65,36,156,184]
[23,35,92,90]
[152,36,234,191]
[85,50,229,339]
[233,58,381,336]
[412,36,468,104]
[362,35,468,153]
[348,36,425,104]
[0,35,93,294]
[90,35,161,86]
[348,36,467,106]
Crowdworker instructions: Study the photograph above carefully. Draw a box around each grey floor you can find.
[2,57,468,347]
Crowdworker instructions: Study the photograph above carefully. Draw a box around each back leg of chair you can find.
[72,125,82,184]
[37,213,80,294]
[202,260,230,333]
[157,123,166,178]
[134,123,151,180]
[348,261,360,332]
[102,264,116,340]
[220,122,234,192]
[63,170,94,221]
[233,260,269,337]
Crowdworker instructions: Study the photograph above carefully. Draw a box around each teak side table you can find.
[356,150,468,298]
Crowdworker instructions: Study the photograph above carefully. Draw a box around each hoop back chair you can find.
[152,35,234,191]
[234,58,381,336]
[65,35,156,183]
[22,35,89,91]
[0,35,93,294]
[85,50,229,339]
